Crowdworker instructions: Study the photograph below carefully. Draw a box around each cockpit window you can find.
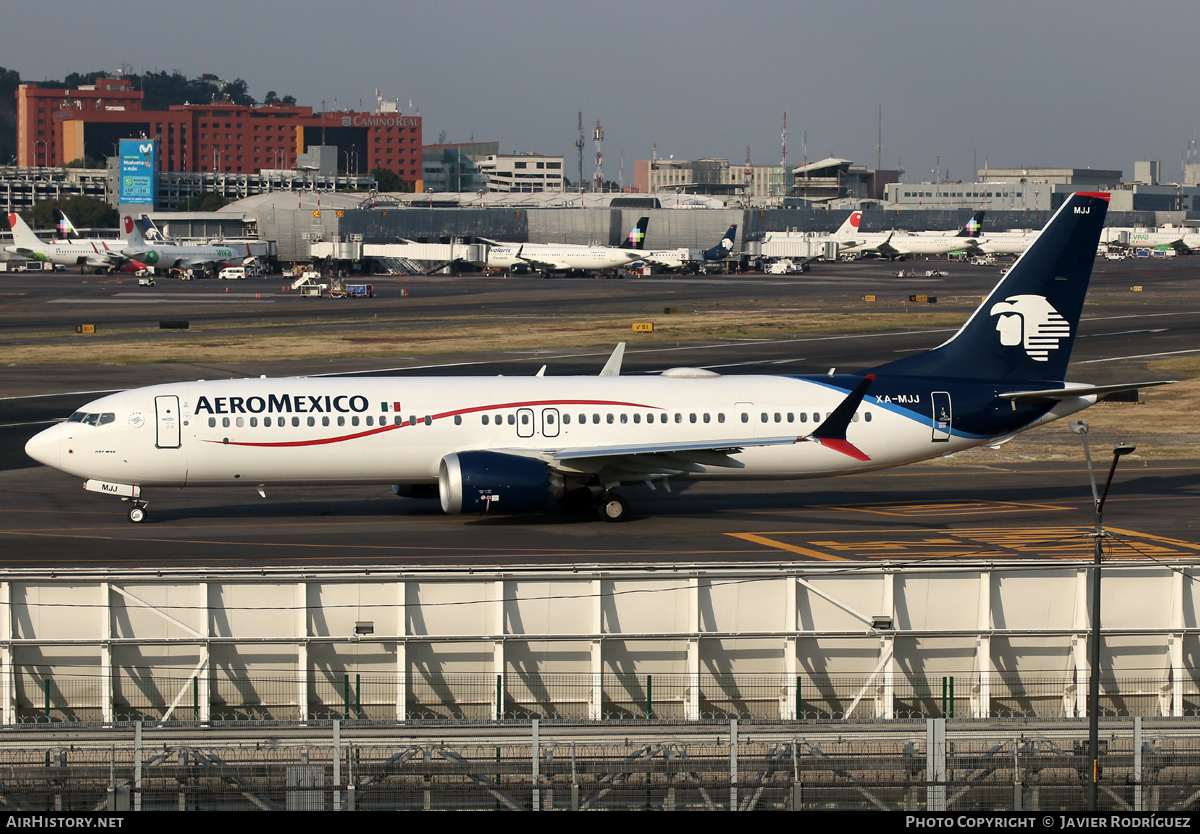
[71,412,116,427]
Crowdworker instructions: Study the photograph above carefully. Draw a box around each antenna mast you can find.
[781,111,787,167]
[575,112,585,193]
[593,119,605,192]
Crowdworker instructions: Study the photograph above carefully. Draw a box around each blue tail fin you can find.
[869,191,1109,384]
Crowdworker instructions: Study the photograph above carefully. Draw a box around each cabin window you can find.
[865,412,872,422]
[606,414,614,424]
[660,414,667,423]
[482,415,489,425]
[393,416,402,426]
[337,416,345,427]
[741,413,748,423]
[222,417,230,428]
[562,414,571,425]
[813,412,820,422]
[366,416,374,427]
[632,414,640,424]
[291,417,300,427]
[774,413,782,423]
[852,413,859,422]
[718,413,725,423]
[308,416,316,427]
[495,413,503,424]
[236,417,244,428]
[507,414,516,426]
[787,413,794,423]
[703,413,710,423]
[208,417,216,428]
[675,413,682,423]
[521,413,530,426]
[454,415,462,425]
[264,417,273,427]
[620,414,628,424]
[351,416,359,427]
[799,413,807,423]
[250,417,258,427]
[546,413,556,425]
[322,416,330,427]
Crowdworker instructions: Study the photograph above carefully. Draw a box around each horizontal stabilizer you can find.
[999,380,1174,402]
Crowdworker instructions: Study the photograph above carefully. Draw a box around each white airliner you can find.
[25,192,1166,524]
[5,212,130,272]
[119,215,254,275]
[481,217,649,275]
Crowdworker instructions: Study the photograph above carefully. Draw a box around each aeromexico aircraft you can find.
[25,192,1166,524]
[482,217,649,275]
[643,224,737,273]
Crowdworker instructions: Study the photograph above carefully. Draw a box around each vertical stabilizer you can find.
[869,192,1109,384]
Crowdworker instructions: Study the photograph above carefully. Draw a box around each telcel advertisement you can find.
[119,138,158,209]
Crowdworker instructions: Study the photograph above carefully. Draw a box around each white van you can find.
[218,266,246,280]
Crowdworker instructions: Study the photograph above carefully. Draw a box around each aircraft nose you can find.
[24,424,61,470]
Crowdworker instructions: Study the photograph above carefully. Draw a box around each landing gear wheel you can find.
[595,492,629,523]
[128,502,148,524]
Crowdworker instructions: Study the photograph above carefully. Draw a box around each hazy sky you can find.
[9,0,1200,184]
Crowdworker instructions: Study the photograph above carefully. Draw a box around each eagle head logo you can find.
[989,294,1070,361]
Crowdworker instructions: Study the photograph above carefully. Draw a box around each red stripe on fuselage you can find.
[201,398,660,448]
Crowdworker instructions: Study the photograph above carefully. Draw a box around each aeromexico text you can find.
[194,394,373,415]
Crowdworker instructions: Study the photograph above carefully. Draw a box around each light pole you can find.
[1070,420,1136,812]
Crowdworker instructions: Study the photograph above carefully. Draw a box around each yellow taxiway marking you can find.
[728,527,1200,561]
[726,533,846,561]
[814,500,1072,517]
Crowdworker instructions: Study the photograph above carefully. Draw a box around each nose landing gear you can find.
[125,499,149,523]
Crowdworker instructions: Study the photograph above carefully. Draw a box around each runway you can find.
[1,256,1197,569]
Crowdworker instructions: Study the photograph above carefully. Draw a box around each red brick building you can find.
[16,78,423,186]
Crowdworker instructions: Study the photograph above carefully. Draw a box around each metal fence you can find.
[3,718,1200,811]
[8,671,1194,725]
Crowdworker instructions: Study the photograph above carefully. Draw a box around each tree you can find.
[28,196,118,231]
[370,167,414,193]
[178,192,231,212]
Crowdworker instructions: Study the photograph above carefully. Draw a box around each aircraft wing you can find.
[491,435,802,480]
[999,380,1174,402]
[515,254,573,272]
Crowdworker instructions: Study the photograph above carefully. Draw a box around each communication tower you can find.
[593,119,605,192]
[575,112,585,192]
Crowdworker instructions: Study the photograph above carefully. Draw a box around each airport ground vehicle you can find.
[218,267,246,280]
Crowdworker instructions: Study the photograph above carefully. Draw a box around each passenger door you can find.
[155,395,181,449]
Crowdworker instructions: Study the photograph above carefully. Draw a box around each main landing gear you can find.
[595,492,629,523]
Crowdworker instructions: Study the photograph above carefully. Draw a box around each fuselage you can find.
[485,245,641,271]
[25,373,1094,491]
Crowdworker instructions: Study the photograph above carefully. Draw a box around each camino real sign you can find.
[118,138,158,209]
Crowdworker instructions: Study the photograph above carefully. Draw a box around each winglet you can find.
[600,342,626,376]
[802,374,875,461]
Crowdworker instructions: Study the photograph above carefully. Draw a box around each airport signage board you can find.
[119,139,157,208]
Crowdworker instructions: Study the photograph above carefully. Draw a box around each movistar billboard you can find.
[118,138,158,208]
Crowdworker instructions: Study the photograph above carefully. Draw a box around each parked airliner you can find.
[25,192,1165,524]
[6,212,130,272]
[642,224,737,273]
[481,217,649,275]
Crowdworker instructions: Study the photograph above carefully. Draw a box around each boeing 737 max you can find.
[25,192,1168,523]
[642,224,737,272]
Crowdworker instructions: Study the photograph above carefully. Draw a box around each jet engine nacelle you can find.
[438,451,565,514]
